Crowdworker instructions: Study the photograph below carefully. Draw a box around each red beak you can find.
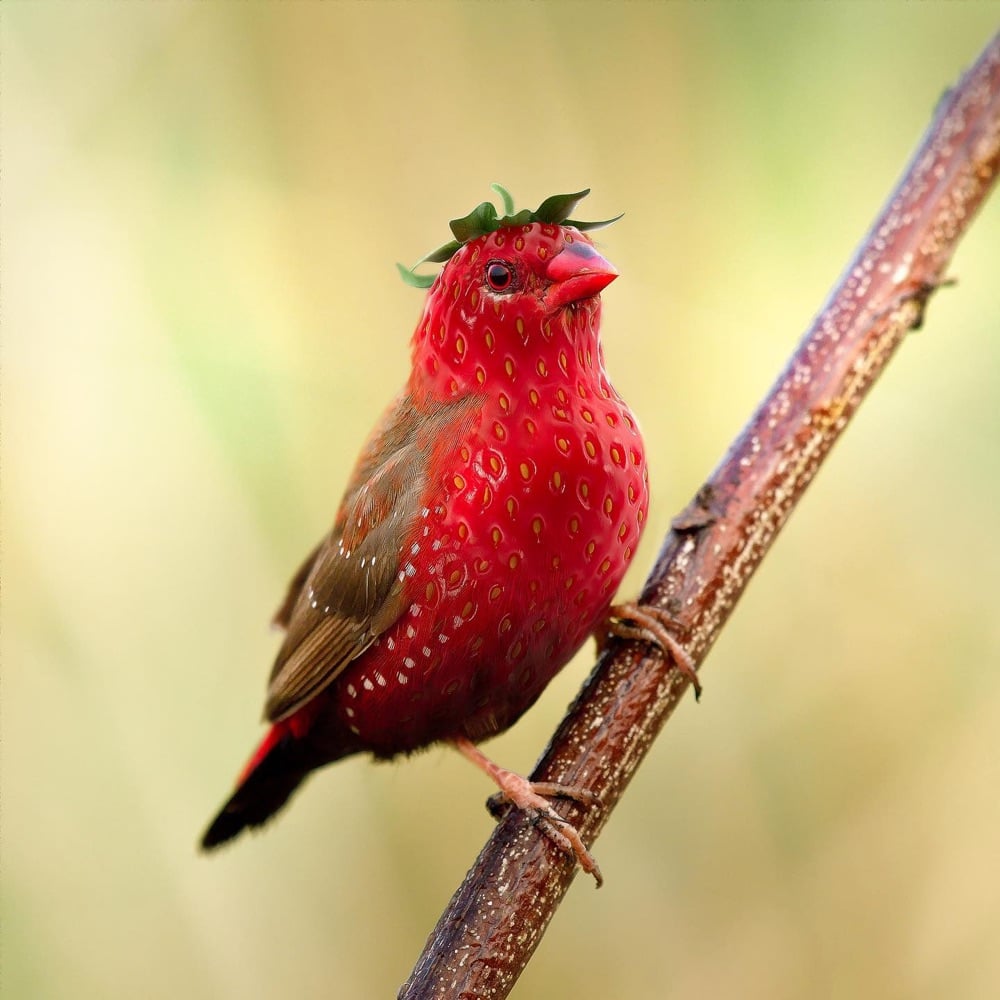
[544,242,618,310]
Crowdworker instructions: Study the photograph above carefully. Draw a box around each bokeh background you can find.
[4,4,999,998]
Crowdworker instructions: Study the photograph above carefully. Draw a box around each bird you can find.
[200,186,696,884]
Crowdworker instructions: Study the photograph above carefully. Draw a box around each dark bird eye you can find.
[485,260,516,292]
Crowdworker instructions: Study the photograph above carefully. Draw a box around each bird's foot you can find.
[453,737,603,887]
[605,602,702,700]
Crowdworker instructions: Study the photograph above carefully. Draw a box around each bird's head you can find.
[402,187,621,397]
[400,185,620,313]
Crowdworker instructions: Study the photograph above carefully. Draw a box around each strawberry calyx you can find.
[397,185,622,288]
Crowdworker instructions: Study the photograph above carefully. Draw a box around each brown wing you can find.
[263,392,479,723]
[268,389,422,633]
[271,543,322,630]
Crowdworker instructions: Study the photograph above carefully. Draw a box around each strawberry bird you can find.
[201,187,696,883]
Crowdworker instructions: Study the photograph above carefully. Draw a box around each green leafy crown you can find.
[397,184,622,289]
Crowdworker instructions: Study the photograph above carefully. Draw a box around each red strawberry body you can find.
[202,203,648,850]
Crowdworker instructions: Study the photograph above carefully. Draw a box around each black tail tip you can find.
[199,742,311,853]
[200,809,246,852]
[198,786,293,853]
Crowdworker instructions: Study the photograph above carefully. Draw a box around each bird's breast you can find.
[325,365,649,753]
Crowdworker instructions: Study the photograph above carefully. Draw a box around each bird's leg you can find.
[452,736,603,887]
[605,602,702,700]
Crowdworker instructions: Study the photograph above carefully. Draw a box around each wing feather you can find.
[271,543,321,630]
[262,392,479,723]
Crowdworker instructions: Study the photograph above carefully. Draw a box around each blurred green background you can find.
[4,3,999,998]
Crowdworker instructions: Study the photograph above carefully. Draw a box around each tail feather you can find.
[201,728,310,851]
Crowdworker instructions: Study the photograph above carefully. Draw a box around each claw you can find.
[606,602,702,700]
[453,737,604,887]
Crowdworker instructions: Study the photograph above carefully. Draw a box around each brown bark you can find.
[399,30,1000,1000]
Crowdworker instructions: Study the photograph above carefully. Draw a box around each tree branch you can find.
[399,30,1000,1000]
